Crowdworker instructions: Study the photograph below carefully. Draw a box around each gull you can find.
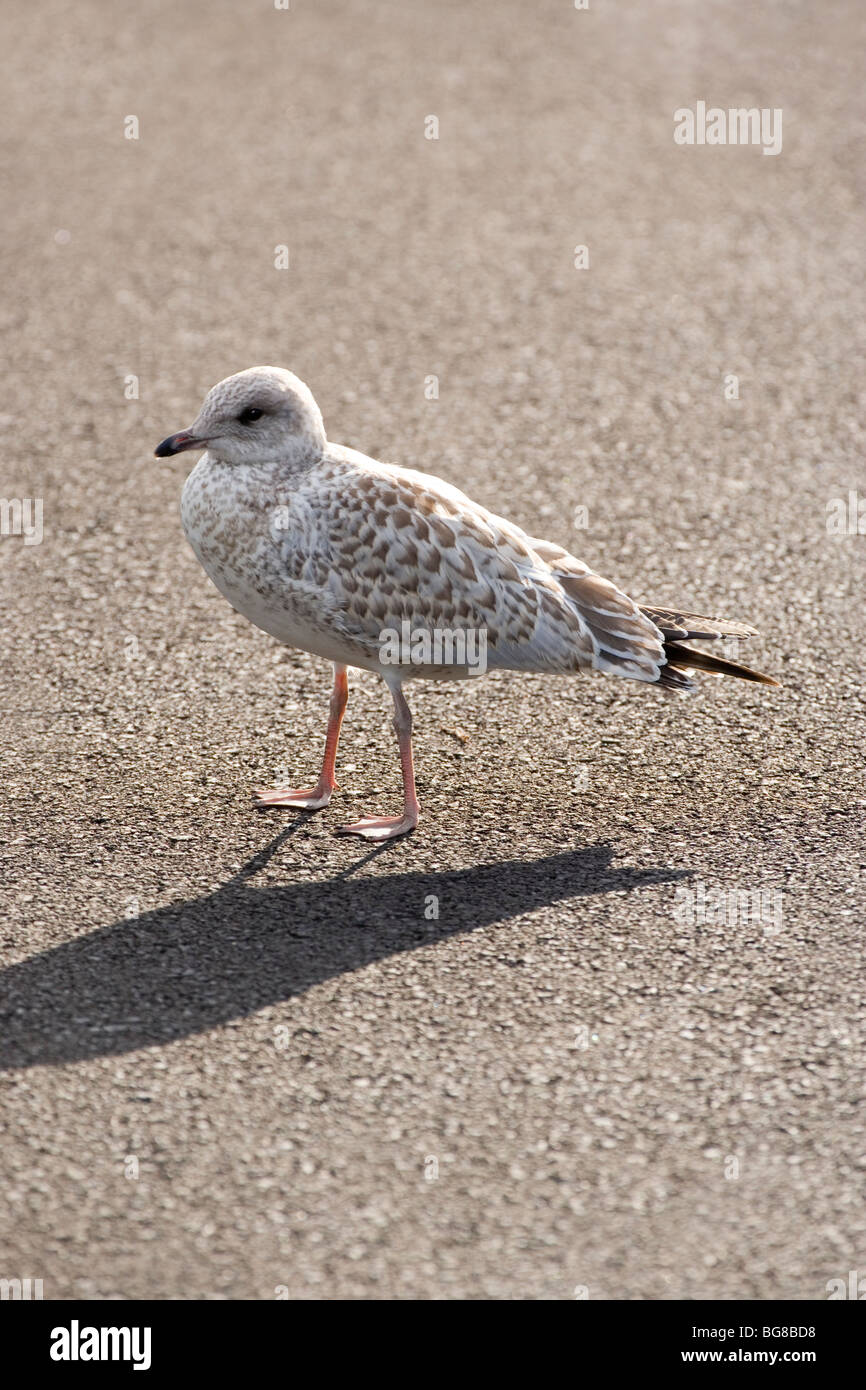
[155,367,778,841]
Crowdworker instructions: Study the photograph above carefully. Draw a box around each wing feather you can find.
[299,454,666,680]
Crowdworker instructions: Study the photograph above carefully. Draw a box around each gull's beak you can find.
[154,430,207,458]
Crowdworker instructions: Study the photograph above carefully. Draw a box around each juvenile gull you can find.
[155,367,778,841]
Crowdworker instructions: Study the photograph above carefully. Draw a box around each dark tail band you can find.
[639,605,780,689]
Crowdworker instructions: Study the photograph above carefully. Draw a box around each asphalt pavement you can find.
[1,0,864,1299]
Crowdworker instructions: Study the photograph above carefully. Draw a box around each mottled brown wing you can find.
[313,459,668,681]
[311,464,592,670]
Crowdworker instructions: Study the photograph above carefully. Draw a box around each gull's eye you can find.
[238,407,264,425]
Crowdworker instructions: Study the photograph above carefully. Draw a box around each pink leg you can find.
[337,683,419,841]
[254,665,348,810]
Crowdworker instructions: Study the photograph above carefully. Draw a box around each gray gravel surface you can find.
[1,0,864,1299]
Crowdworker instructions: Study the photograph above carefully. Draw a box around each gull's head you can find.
[154,366,326,465]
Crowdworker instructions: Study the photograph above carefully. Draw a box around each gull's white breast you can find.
[180,453,381,671]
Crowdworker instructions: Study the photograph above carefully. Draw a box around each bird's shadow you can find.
[0,828,689,1069]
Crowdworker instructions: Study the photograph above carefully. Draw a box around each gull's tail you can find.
[640,607,781,692]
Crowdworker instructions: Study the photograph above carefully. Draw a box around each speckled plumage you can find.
[156,366,777,839]
[181,444,674,683]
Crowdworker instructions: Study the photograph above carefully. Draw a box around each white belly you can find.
[180,454,381,671]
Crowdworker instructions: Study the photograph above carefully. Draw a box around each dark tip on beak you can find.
[154,431,205,458]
